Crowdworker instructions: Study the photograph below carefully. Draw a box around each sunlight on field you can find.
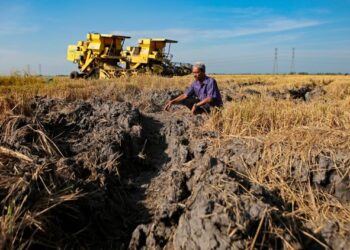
[1,73,350,248]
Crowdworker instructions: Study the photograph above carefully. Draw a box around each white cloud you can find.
[204,7,273,17]
[112,18,322,43]
[0,23,39,35]
[307,8,331,15]
[0,4,39,35]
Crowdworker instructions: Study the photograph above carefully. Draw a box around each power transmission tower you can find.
[38,64,42,76]
[290,48,295,74]
[26,64,31,76]
[273,48,278,74]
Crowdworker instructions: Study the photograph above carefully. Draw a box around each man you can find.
[164,63,223,114]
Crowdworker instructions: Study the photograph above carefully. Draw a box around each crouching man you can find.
[164,63,223,114]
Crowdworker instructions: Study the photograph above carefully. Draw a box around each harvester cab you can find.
[67,33,130,79]
[122,38,180,75]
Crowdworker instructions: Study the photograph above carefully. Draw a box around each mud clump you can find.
[0,97,149,249]
[0,92,348,250]
[129,138,327,249]
[268,84,326,101]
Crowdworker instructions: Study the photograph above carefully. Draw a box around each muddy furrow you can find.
[1,95,349,250]
[130,112,329,250]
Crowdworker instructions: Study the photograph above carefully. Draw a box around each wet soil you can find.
[0,88,348,250]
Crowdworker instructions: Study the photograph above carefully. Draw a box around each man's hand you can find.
[164,94,188,112]
[191,103,198,115]
[164,100,173,111]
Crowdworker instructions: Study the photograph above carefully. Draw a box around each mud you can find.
[0,89,348,249]
[268,84,326,101]
[129,136,328,250]
[0,97,151,249]
[221,82,326,103]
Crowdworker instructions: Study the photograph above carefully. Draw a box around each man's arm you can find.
[191,96,213,114]
[164,94,188,111]
[195,96,213,106]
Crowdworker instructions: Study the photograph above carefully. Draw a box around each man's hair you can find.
[193,62,206,73]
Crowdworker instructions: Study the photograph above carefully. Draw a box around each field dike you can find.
[0,85,349,249]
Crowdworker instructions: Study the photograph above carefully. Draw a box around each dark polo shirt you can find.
[185,76,223,107]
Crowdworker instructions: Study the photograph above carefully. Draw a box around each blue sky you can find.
[0,0,349,75]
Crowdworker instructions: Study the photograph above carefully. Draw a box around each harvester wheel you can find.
[70,71,80,79]
[85,68,99,79]
[151,64,164,75]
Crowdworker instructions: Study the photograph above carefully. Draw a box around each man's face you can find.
[192,67,205,82]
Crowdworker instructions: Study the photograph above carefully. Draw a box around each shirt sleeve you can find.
[184,82,195,97]
[206,79,219,98]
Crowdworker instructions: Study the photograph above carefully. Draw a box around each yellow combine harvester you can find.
[67,33,130,79]
[67,33,192,79]
[122,38,191,76]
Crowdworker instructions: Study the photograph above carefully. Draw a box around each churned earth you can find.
[0,83,349,249]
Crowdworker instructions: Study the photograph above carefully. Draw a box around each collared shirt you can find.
[185,76,223,107]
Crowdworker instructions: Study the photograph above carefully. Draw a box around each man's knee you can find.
[181,96,198,109]
[196,103,211,114]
